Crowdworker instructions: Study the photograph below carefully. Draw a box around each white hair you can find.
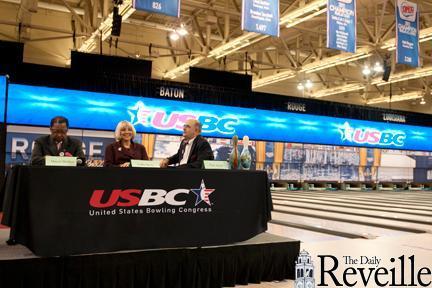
[114,121,136,141]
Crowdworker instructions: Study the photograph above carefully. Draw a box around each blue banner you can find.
[6,84,432,151]
[241,0,279,37]
[327,0,356,53]
[133,0,180,17]
[396,0,419,67]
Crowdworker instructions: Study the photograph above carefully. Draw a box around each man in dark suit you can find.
[30,116,86,166]
[160,119,214,169]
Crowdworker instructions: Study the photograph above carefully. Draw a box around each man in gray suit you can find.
[30,116,86,166]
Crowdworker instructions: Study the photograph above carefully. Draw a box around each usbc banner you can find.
[6,84,432,151]
[133,0,180,17]
[327,0,357,53]
[396,0,419,67]
[241,0,279,37]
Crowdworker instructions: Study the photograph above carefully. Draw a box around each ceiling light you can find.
[169,32,180,41]
[381,27,432,50]
[362,66,371,76]
[371,66,432,86]
[297,83,305,90]
[366,91,424,105]
[252,71,296,89]
[164,56,206,79]
[302,47,373,74]
[311,83,365,98]
[176,25,188,36]
[305,80,313,89]
[312,66,432,98]
[373,62,383,73]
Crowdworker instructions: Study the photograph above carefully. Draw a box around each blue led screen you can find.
[0,76,6,121]
[7,84,432,151]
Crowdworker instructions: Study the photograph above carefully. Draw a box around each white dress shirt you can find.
[179,137,196,165]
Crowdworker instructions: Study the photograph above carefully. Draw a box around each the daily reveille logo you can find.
[127,101,239,135]
[88,180,215,216]
[338,122,406,147]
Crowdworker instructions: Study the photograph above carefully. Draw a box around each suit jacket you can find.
[104,141,149,167]
[167,135,214,168]
[30,135,86,166]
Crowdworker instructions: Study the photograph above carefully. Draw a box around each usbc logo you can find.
[338,122,406,147]
[89,180,215,208]
[127,101,239,135]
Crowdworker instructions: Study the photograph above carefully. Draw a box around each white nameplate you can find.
[130,160,160,168]
[203,160,229,170]
[45,156,77,167]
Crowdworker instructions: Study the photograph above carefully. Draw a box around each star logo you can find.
[127,101,152,126]
[190,180,215,206]
[338,121,354,142]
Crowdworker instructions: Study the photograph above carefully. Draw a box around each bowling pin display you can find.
[240,135,251,170]
[229,135,239,169]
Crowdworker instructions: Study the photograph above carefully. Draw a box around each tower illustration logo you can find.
[295,250,315,288]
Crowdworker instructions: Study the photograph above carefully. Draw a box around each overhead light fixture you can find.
[371,66,432,86]
[169,32,180,41]
[281,0,327,26]
[252,71,296,89]
[208,33,266,59]
[79,0,135,53]
[373,62,384,73]
[176,24,188,36]
[366,91,424,105]
[420,98,426,105]
[305,79,313,89]
[381,27,432,50]
[297,83,305,90]
[164,56,206,79]
[311,66,432,98]
[252,48,374,89]
[362,65,371,76]
[285,8,327,28]
[301,47,373,74]
[311,83,365,98]
[168,0,327,81]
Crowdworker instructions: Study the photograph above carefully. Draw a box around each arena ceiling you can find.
[1,0,432,113]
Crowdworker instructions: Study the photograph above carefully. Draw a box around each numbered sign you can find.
[241,0,279,37]
[133,0,180,17]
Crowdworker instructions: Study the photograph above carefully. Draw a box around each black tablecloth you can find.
[1,166,272,257]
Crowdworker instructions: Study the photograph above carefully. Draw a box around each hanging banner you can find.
[133,0,180,17]
[327,0,357,53]
[396,0,419,67]
[241,0,279,37]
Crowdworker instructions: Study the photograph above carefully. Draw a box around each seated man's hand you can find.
[120,162,130,167]
[160,158,169,168]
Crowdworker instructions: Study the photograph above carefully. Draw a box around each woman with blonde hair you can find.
[104,120,148,167]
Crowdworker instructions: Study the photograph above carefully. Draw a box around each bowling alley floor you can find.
[237,189,432,288]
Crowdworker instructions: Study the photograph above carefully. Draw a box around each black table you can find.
[1,166,272,257]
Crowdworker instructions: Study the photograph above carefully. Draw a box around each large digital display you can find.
[7,84,432,151]
[0,75,6,121]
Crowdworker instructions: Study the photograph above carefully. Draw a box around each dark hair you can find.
[50,116,69,128]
